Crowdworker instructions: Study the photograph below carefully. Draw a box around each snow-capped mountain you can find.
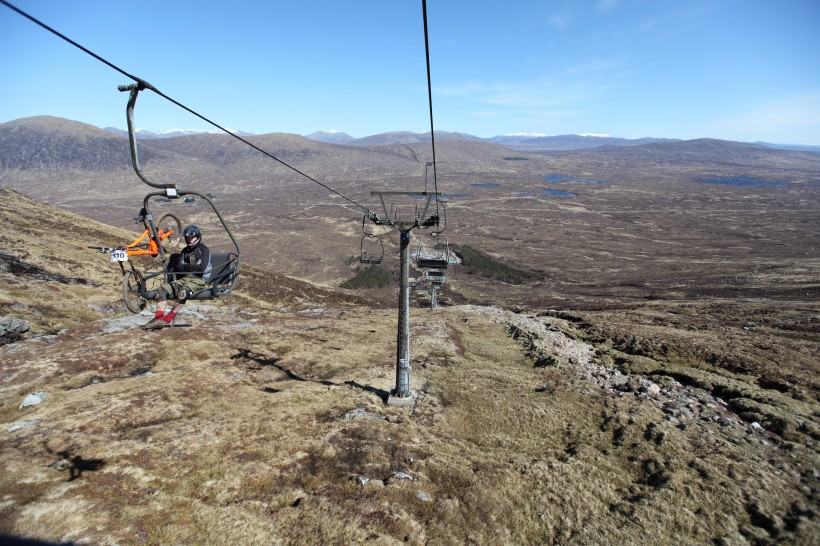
[304,130,356,145]
[103,127,254,140]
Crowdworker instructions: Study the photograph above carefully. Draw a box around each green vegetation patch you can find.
[454,244,536,284]
[341,266,391,289]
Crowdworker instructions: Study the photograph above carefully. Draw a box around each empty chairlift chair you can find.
[360,235,385,265]
[359,213,385,265]
[416,234,449,271]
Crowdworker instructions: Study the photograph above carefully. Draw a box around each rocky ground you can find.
[1,183,818,544]
[1,296,817,545]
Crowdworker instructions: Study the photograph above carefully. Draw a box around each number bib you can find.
[111,249,128,262]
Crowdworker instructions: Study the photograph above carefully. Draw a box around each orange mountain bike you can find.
[89,209,182,313]
[123,211,182,258]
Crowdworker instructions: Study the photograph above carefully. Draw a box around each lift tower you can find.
[367,191,441,407]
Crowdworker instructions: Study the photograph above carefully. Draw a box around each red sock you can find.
[155,310,164,319]
[163,311,177,323]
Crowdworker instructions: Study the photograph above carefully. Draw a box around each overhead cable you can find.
[421,0,440,217]
[0,0,371,213]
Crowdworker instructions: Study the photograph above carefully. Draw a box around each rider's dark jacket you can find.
[172,242,212,281]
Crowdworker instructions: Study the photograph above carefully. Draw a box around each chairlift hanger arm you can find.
[366,210,390,226]
[119,84,178,195]
[368,191,442,230]
[432,200,447,235]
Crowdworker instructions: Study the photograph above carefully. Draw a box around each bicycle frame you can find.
[125,226,175,257]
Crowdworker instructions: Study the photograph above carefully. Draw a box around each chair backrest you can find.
[418,257,448,269]
[208,252,237,286]
[188,252,238,300]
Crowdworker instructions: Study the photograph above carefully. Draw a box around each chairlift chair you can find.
[119,83,241,302]
[137,248,239,302]
[360,235,385,265]
[415,233,450,271]
[358,212,384,265]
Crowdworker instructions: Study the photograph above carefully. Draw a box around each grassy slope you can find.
[0,186,818,545]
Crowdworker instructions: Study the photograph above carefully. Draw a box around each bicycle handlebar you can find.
[87,246,122,253]
[133,207,148,223]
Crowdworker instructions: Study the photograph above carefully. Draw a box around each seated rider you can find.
[142,224,211,330]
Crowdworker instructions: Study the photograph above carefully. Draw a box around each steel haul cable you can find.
[0,0,370,213]
[421,0,440,220]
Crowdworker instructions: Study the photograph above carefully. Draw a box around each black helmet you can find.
[183,224,202,247]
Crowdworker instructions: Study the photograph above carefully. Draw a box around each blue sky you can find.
[2,0,819,144]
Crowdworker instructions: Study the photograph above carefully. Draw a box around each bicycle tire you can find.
[157,213,183,252]
[123,269,147,314]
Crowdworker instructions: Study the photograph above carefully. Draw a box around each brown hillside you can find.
[0,181,818,544]
[0,116,165,171]
[551,138,820,176]
[1,118,819,543]
[0,186,354,334]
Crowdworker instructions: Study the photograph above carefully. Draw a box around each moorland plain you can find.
[0,117,818,544]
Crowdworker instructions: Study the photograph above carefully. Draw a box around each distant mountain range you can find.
[304,130,356,145]
[100,124,820,153]
[103,127,255,140]
[2,116,820,177]
[487,134,678,151]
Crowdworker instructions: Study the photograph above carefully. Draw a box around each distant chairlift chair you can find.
[416,233,449,309]
[359,213,385,265]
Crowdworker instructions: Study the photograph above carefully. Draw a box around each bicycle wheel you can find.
[123,269,147,314]
[157,213,182,252]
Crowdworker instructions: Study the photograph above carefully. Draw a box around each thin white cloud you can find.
[548,11,571,28]
[562,57,625,76]
[434,82,488,97]
[434,66,620,119]
[595,0,619,13]
[474,83,594,110]
[549,15,567,27]
[707,90,820,144]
